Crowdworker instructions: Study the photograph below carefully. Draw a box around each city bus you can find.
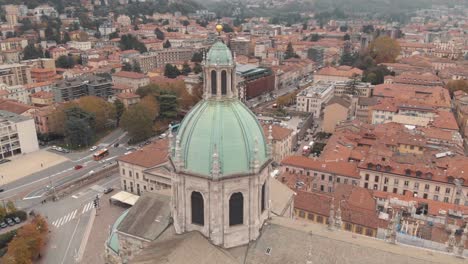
[93,148,109,161]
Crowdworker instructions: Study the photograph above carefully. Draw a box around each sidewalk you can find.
[80,191,126,264]
[0,150,69,184]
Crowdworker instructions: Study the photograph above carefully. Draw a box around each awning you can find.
[110,191,140,206]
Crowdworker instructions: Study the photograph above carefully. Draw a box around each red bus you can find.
[93,149,109,161]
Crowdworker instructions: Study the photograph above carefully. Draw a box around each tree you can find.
[193,63,202,74]
[44,50,51,58]
[122,62,132,71]
[343,33,350,41]
[182,20,190,27]
[77,96,115,132]
[22,44,43,60]
[310,33,321,41]
[158,94,178,119]
[114,99,125,127]
[119,34,147,53]
[140,96,159,121]
[164,64,180,78]
[108,31,119,39]
[55,55,75,69]
[163,39,171,49]
[0,206,6,219]
[6,201,16,213]
[191,51,203,63]
[362,65,391,85]
[284,42,298,60]
[181,62,191,76]
[63,32,71,42]
[121,104,153,142]
[339,25,348,32]
[446,80,468,96]
[340,51,357,66]
[154,28,164,40]
[222,23,234,33]
[368,36,400,63]
[64,107,95,148]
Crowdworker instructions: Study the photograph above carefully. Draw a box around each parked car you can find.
[159,133,167,139]
[103,187,114,194]
[13,217,20,224]
[89,146,98,152]
[74,165,83,170]
[5,218,14,226]
[51,145,58,150]
[56,147,63,152]
[88,170,95,175]
[62,148,70,153]
[0,222,7,228]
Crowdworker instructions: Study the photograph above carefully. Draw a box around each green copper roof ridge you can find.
[239,102,269,155]
[181,101,209,169]
[229,101,252,170]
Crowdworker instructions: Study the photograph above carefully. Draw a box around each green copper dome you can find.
[206,41,233,66]
[173,99,268,178]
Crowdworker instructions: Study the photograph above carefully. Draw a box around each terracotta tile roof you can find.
[113,71,147,79]
[118,139,168,168]
[281,156,360,179]
[316,66,363,78]
[30,91,54,99]
[295,184,386,229]
[262,124,292,141]
[430,111,459,131]
[0,99,34,114]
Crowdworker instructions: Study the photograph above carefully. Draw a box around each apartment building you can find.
[112,71,150,91]
[135,48,193,73]
[281,156,361,193]
[54,74,112,102]
[0,110,39,159]
[262,124,294,164]
[296,82,334,117]
[230,37,250,56]
[333,81,373,98]
[313,66,363,83]
[118,139,171,195]
[0,63,32,86]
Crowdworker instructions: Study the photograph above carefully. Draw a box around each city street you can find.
[0,129,130,263]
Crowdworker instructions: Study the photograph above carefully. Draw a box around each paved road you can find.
[37,174,120,264]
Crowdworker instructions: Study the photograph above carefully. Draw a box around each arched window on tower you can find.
[191,191,204,226]
[261,183,266,212]
[221,70,227,95]
[229,192,243,226]
[211,70,217,95]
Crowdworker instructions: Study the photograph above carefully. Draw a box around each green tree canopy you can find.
[22,44,43,60]
[121,104,153,143]
[55,55,76,69]
[119,34,147,53]
[284,42,299,60]
[154,28,165,40]
[114,99,125,127]
[164,64,180,79]
[163,39,171,48]
[368,36,400,63]
[181,62,191,76]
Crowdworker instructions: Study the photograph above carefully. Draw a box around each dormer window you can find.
[405,169,411,176]
[376,165,382,171]
[415,171,422,178]
[384,166,391,172]
[367,163,374,169]
[425,172,433,179]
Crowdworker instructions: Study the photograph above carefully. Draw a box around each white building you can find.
[0,110,39,159]
[296,82,335,117]
[66,41,92,51]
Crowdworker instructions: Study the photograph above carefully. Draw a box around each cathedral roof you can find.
[205,41,233,66]
[174,99,268,178]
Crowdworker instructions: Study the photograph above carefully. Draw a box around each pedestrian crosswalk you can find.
[50,201,95,228]
[51,209,77,228]
[82,201,94,214]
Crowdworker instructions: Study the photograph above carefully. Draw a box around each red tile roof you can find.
[262,124,292,141]
[118,139,168,168]
[113,71,147,79]
[281,156,360,179]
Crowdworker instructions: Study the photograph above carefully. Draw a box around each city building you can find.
[322,96,351,133]
[66,41,92,51]
[115,93,140,108]
[0,63,32,86]
[229,37,250,56]
[54,75,113,102]
[30,91,54,106]
[296,82,334,117]
[112,71,150,91]
[0,110,39,159]
[355,97,379,123]
[334,81,373,98]
[313,66,363,83]
[236,64,275,100]
[135,49,193,73]
[262,124,294,164]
